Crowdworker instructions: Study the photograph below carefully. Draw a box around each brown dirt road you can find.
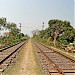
[3,39,44,75]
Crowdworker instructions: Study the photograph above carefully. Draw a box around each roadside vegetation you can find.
[0,17,29,49]
[32,19,75,53]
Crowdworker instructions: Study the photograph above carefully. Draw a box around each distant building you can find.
[0,28,9,37]
[32,29,40,35]
[3,32,9,37]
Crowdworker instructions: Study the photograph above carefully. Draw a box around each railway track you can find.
[0,41,27,73]
[33,41,75,75]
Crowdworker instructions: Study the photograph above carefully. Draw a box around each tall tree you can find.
[48,19,74,46]
[0,18,7,31]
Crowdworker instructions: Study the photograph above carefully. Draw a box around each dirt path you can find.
[19,39,39,75]
[3,39,44,75]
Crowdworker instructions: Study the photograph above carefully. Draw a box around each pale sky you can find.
[0,0,74,36]
[74,0,75,28]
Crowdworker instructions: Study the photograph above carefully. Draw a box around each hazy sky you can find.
[0,0,74,36]
[74,0,75,28]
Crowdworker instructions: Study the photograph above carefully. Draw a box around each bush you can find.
[58,38,68,45]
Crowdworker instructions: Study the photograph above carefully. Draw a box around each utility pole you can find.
[42,22,44,38]
[42,22,44,30]
[19,23,22,33]
[19,23,22,39]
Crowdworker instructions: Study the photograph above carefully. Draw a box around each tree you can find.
[0,18,7,27]
[0,18,7,32]
[6,22,17,31]
[48,19,74,46]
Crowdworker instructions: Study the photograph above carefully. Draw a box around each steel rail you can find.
[0,40,28,72]
[36,41,75,63]
[33,41,65,75]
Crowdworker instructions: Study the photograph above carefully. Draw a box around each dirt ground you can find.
[3,39,44,75]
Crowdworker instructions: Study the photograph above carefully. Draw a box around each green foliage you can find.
[58,38,68,45]
[0,17,29,49]
[33,19,75,48]
[48,19,75,45]
[0,18,7,27]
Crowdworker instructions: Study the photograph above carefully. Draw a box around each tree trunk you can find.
[53,31,58,47]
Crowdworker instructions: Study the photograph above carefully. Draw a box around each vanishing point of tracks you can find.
[0,41,27,73]
[33,41,75,75]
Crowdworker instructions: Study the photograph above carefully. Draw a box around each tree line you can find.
[0,17,28,49]
[33,19,75,49]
